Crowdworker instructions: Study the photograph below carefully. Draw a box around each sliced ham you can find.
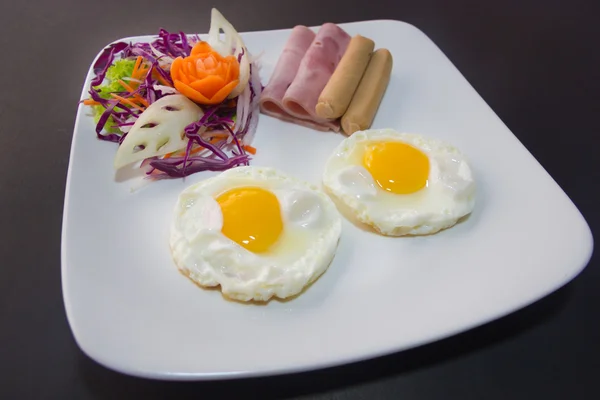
[260,25,314,116]
[283,24,350,123]
[260,26,330,129]
[260,23,351,132]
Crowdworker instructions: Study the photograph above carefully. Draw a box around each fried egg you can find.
[170,166,342,302]
[322,129,475,236]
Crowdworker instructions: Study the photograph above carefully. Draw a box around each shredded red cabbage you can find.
[237,47,245,63]
[155,29,198,58]
[95,100,122,143]
[149,154,250,176]
[148,101,251,177]
[91,42,129,86]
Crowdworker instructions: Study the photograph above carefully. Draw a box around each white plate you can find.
[62,20,593,380]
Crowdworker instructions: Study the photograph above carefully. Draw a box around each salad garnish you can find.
[82,8,262,178]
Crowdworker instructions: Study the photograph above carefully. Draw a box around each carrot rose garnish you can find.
[170,41,240,105]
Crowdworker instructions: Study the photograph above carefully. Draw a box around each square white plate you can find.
[62,20,593,380]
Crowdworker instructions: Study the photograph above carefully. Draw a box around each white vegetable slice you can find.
[208,8,250,99]
[152,85,178,95]
[114,94,203,169]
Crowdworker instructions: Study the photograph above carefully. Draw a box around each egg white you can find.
[170,166,342,302]
[322,129,476,236]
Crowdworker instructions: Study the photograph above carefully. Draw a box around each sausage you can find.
[315,35,375,119]
[341,48,393,135]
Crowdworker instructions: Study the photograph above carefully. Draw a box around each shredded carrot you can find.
[132,56,143,78]
[132,69,144,81]
[131,57,150,82]
[117,79,150,107]
[137,96,150,107]
[155,72,173,88]
[135,67,149,81]
[117,79,136,92]
[83,99,101,106]
[110,93,145,112]
[190,146,204,155]
[120,77,138,91]
[243,145,257,155]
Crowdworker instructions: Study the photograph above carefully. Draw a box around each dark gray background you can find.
[1,0,598,398]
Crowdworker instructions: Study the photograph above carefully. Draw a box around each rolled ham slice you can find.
[260,26,333,131]
[260,26,314,116]
[260,23,351,132]
[283,24,350,124]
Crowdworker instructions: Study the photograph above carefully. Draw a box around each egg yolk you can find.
[363,141,430,194]
[215,187,283,253]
